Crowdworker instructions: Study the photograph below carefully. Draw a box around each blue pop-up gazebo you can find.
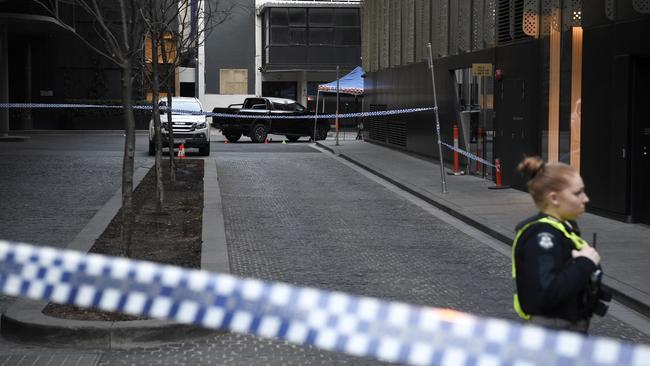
[317,66,365,96]
[313,67,365,140]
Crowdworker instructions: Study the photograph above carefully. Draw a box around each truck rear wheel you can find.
[251,124,268,143]
[224,132,242,142]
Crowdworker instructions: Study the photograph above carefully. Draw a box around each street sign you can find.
[472,63,493,77]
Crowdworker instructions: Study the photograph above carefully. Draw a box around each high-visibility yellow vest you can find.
[511,216,588,320]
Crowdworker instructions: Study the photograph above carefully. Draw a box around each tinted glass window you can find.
[289,28,306,45]
[270,8,288,26]
[335,28,360,45]
[309,8,333,26]
[309,28,333,45]
[333,9,359,26]
[271,28,288,45]
[289,8,306,26]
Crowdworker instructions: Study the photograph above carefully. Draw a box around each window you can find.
[309,8,333,26]
[309,28,333,45]
[220,69,248,95]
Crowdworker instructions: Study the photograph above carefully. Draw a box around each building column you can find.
[297,70,307,106]
[21,40,33,130]
[0,25,9,137]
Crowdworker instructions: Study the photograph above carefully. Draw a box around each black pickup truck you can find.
[212,97,330,143]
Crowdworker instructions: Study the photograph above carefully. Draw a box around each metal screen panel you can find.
[458,0,472,52]
[449,0,459,53]
[402,0,415,64]
[472,0,485,50]
[605,0,616,20]
[421,0,431,60]
[390,0,401,67]
[541,0,553,35]
[380,0,390,69]
[523,0,539,37]
[563,0,582,30]
[438,0,450,56]
[550,0,561,32]
[484,0,496,46]
[633,0,650,13]
[415,0,424,61]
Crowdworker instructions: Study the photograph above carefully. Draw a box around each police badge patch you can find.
[537,232,555,249]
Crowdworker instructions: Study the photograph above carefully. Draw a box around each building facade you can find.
[204,0,362,114]
[361,0,650,224]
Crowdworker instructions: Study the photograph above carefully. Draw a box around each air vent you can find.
[387,120,407,147]
[497,0,531,45]
[367,104,388,142]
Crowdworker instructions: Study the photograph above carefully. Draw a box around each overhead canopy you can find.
[318,66,364,96]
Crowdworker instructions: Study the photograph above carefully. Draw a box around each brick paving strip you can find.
[0,159,226,349]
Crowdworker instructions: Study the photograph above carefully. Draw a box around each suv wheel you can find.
[251,124,268,143]
[286,135,300,142]
[313,126,328,141]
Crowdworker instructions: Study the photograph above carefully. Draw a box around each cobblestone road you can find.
[97,140,649,365]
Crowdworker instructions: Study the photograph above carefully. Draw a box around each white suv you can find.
[148,97,210,156]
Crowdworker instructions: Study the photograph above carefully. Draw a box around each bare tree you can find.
[146,0,236,186]
[35,0,146,256]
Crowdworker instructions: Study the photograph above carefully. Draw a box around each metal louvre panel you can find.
[458,0,472,53]
[368,104,388,143]
[361,1,368,71]
[472,0,486,50]
[390,0,402,67]
[484,0,496,46]
[496,0,510,44]
[523,0,539,37]
[512,0,526,39]
[386,120,407,147]
[633,0,650,13]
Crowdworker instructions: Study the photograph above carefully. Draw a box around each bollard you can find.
[488,158,510,189]
[448,125,464,176]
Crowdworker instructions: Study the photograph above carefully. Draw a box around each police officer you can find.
[512,156,608,333]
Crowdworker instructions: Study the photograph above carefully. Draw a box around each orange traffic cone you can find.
[264,138,269,144]
[178,144,186,159]
[224,139,229,144]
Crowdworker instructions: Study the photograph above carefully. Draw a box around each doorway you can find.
[631,56,650,224]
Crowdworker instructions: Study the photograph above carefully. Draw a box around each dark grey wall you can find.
[582,2,650,220]
[204,0,256,94]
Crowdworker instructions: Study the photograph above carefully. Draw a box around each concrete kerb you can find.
[1,158,226,349]
[314,141,650,319]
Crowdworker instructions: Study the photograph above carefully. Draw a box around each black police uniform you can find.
[513,213,597,325]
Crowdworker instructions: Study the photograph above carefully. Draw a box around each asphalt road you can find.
[0,132,648,365]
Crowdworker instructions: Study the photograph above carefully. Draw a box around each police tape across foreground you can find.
[0,240,648,366]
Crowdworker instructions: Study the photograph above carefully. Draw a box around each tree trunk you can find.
[151,33,164,212]
[121,62,136,257]
[160,38,176,182]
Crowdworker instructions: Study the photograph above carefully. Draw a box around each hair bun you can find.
[517,156,544,179]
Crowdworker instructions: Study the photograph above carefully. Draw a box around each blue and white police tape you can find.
[0,103,435,120]
[440,141,496,168]
[1,240,648,366]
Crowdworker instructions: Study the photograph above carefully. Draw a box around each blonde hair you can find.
[517,156,577,210]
